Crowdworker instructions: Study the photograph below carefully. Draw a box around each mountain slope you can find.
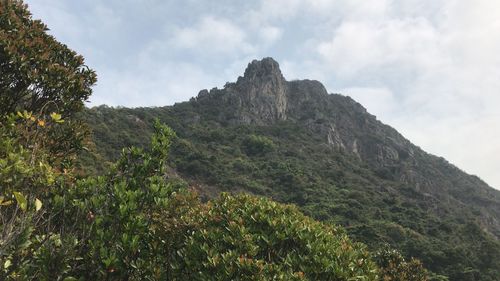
[80,58,500,280]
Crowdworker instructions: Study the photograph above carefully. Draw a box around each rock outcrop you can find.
[227,58,288,123]
[191,57,500,238]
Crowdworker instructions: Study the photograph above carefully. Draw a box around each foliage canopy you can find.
[0,0,96,116]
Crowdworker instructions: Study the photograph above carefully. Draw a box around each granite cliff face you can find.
[196,58,329,124]
[196,58,289,124]
[233,58,288,122]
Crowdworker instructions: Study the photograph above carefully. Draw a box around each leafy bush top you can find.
[174,193,378,280]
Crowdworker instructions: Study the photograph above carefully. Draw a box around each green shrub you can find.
[1,114,431,280]
[171,193,378,280]
[0,112,73,279]
[374,246,429,281]
[242,135,276,156]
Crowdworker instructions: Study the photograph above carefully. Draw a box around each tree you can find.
[0,2,96,277]
[0,0,96,117]
[374,245,429,281]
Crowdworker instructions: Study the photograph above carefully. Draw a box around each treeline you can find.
[83,104,500,280]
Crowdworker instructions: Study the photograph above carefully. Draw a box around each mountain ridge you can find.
[194,57,499,205]
[80,57,500,280]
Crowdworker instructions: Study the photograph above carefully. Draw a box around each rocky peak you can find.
[230,58,288,123]
[240,57,284,83]
[196,58,332,125]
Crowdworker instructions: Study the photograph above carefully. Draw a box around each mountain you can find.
[80,58,500,280]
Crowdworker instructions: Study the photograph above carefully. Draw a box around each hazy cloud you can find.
[170,16,254,56]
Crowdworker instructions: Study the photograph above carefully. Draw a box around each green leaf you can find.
[4,259,11,269]
[35,198,42,211]
[23,110,32,119]
[0,199,13,206]
[13,191,27,211]
[50,112,64,123]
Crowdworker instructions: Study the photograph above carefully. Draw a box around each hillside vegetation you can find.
[0,1,429,280]
[80,58,500,280]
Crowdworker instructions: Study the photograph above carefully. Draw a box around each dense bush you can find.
[172,193,378,280]
[0,112,74,279]
[0,114,391,280]
[242,134,276,156]
[374,246,430,281]
[0,118,404,280]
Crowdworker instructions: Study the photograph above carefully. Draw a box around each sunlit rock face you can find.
[235,58,288,121]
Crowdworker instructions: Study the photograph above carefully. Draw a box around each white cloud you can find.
[91,62,220,107]
[256,0,303,21]
[259,26,283,43]
[170,16,254,56]
[317,18,442,78]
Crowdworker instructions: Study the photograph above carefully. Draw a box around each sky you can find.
[25,0,500,189]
